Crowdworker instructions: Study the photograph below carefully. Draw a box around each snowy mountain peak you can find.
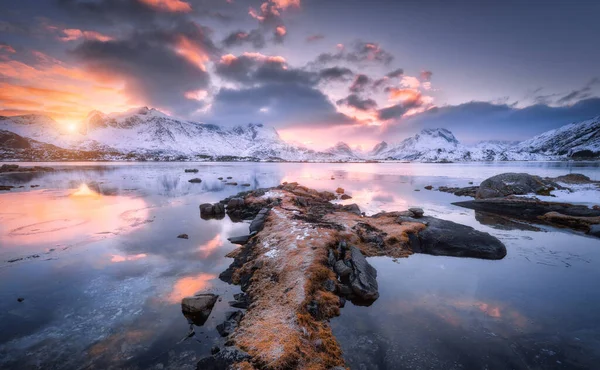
[370,141,388,156]
[417,128,459,144]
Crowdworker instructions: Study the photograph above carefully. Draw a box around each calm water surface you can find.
[0,161,599,369]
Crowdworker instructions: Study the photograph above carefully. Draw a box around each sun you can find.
[67,123,77,133]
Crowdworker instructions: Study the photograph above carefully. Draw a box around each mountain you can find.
[0,109,598,162]
[515,115,600,158]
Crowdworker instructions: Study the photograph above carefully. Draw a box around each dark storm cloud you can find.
[210,83,356,128]
[336,94,377,111]
[387,98,600,143]
[71,24,219,115]
[313,41,394,66]
[556,78,599,105]
[349,74,370,93]
[318,66,353,81]
[377,100,423,121]
[222,29,266,49]
[306,34,325,43]
[386,68,404,78]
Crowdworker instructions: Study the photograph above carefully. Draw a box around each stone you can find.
[410,216,507,260]
[347,246,379,302]
[408,207,424,218]
[249,207,269,234]
[342,203,361,216]
[227,177,233,179]
[553,173,592,184]
[340,194,352,200]
[229,293,250,309]
[196,347,251,370]
[424,185,433,190]
[241,183,251,187]
[476,173,556,199]
[227,197,245,209]
[185,169,199,173]
[336,187,345,194]
[0,164,19,172]
[218,177,223,180]
[200,203,226,219]
[211,346,220,355]
[226,182,238,186]
[334,260,352,279]
[589,224,600,238]
[188,178,202,183]
[216,310,244,337]
[17,297,24,302]
[438,186,479,197]
[228,235,251,245]
[177,234,189,239]
[323,279,336,292]
[0,185,13,191]
[182,294,218,326]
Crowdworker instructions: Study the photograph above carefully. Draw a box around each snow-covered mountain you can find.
[0,109,598,162]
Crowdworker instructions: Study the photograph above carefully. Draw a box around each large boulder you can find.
[249,207,270,234]
[196,346,251,370]
[476,173,556,199]
[181,293,218,326]
[410,216,507,260]
[200,203,226,219]
[348,246,379,301]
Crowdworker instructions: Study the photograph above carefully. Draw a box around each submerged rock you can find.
[410,216,507,260]
[216,310,244,337]
[188,178,202,183]
[184,169,199,173]
[200,203,226,219]
[227,235,251,245]
[476,172,557,199]
[181,293,218,326]
[177,234,189,239]
[196,346,251,370]
[438,185,478,197]
[347,246,379,302]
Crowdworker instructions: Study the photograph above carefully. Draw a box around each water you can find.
[0,161,599,369]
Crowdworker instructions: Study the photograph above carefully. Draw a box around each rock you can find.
[0,164,19,172]
[30,185,39,188]
[228,235,251,245]
[188,178,202,183]
[213,203,225,214]
[241,183,251,187]
[227,197,245,209]
[196,346,251,370]
[438,186,479,197]
[211,346,220,355]
[334,260,352,279]
[336,187,345,194]
[342,203,361,216]
[347,246,379,302]
[539,211,600,232]
[177,234,189,239]
[227,177,233,179]
[229,293,250,309]
[589,224,600,238]
[17,297,24,302]
[226,182,238,186]
[408,207,424,218]
[340,194,352,200]
[249,208,269,234]
[0,185,13,191]
[414,189,420,191]
[181,293,218,326]
[593,205,600,211]
[185,169,199,173]
[476,173,557,199]
[424,185,433,190]
[218,177,223,180]
[553,173,593,184]
[216,310,244,337]
[200,203,226,219]
[323,279,336,292]
[410,216,507,260]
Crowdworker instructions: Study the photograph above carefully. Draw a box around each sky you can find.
[1,0,599,150]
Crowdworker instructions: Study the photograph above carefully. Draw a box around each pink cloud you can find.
[138,0,192,12]
[59,29,113,42]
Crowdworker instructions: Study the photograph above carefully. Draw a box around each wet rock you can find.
[410,216,507,260]
[196,346,251,370]
[17,297,24,302]
[347,246,379,302]
[200,203,226,219]
[218,177,223,180]
[0,185,13,191]
[334,260,352,279]
[228,235,251,245]
[249,207,269,234]
[226,182,238,186]
[340,194,352,200]
[227,177,233,179]
[539,211,600,232]
[438,186,479,197]
[336,187,345,194]
[177,234,189,239]
[342,203,362,216]
[211,346,220,355]
[188,178,202,183]
[424,185,433,190]
[227,197,245,209]
[181,293,218,326]
[229,293,250,309]
[241,183,251,187]
[408,207,424,218]
[594,205,600,211]
[216,310,244,337]
[476,173,557,199]
[30,185,39,188]
[184,169,199,173]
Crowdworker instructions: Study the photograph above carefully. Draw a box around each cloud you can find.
[58,29,113,42]
[556,78,599,105]
[318,66,353,82]
[274,25,287,43]
[420,70,433,81]
[314,41,394,66]
[0,43,16,53]
[222,29,265,49]
[337,94,378,111]
[349,74,370,93]
[306,34,325,43]
[138,0,192,13]
[386,68,404,78]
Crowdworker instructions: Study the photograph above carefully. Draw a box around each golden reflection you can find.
[110,253,147,263]
[197,234,223,258]
[0,184,148,248]
[165,273,216,303]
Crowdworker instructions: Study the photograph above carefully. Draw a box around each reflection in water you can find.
[197,234,224,259]
[110,253,147,263]
[166,273,217,304]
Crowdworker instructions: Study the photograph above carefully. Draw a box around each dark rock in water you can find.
[181,293,218,326]
[408,207,424,218]
[424,185,433,190]
[216,310,244,337]
[185,169,199,173]
[17,297,24,302]
[539,212,600,233]
[228,235,251,245]
[218,177,223,180]
[474,211,541,232]
[410,216,507,260]
[347,246,379,302]
[229,293,250,309]
[0,185,13,191]
[342,203,361,216]
[211,346,220,355]
[200,203,226,219]
[438,186,479,197]
[241,183,251,187]
[226,182,238,186]
[196,346,251,370]
[340,194,352,200]
[227,198,245,210]
[30,185,40,188]
[336,187,345,194]
[188,178,202,183]
[476,173,558,199]
[177,234,189,239]
[227,177,233,179]
[249,207,269,234]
